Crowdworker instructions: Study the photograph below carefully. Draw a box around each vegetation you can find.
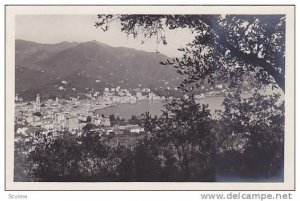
[142,96,215,181]
[14,14,285,182]
[14,93,284,182]
[95,15,285,92]
[216,90,284,179]
[15,96,215,181]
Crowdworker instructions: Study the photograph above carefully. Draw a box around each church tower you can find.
[35,94,41,111]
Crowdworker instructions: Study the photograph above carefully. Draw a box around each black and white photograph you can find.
[5,5,295,190]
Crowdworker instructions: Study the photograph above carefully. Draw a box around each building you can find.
[94,91,100,97]
[33,120,42,127]
[16,127,28,136]
[130,96,137,104]
[34,94,41,112]
[15,94,19,102]
[148,93,155,100]
[114,129,124,135]
[142,88,151,93]
[215,84,223,89]
[41,117,55,130]
[128,125,144,133]
[67,116,79,131]
[15,117,25,125]
[93,117,102,126]
[26,115,34,125]
[55,113,67,129]
[119,125,144,134]
[55,113,65,122]
[195,93,205,99]
[102,127,114,135]
[136,92,143,100]
[100,117,111,127]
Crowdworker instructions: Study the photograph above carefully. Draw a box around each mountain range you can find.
[15,39,183,101]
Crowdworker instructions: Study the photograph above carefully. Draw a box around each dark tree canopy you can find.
[142,95,215,180]
[95,14,285,92]
[216,90,284,177]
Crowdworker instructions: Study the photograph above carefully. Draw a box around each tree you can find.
[86,116,92,123]
[114,140,163,181]
[33,111,42,117]
[216,90,284,178]
[22,134,117,182]
[128,115,140,125]
[142,95,215,181]
[82,122,96,134]
[14,140,33,181]
[95,15,286,180]
[109,114,116,123]
[95,15,285,92]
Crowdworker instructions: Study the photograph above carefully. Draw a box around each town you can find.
[15,87,158,147]
[14,83,232,154]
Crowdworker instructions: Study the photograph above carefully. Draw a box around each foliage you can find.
[95,14,285,181]
[127,115,141,125]
[33,112,42,117]
[14,91,284,181]
[109,114,127,126]
[14,96,216,182]
[20,134,116,181]
[86,116,92,123]
[14,141,33,181]
[95,15,285,92]
[142,95,215,181]
[13,14,286,182]
[114,140,163,181]
[109,114,116,123]
[216,90,284,178]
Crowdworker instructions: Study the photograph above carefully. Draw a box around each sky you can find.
[15,15,195,57]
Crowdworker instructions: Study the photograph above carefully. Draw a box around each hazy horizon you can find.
[15,38,175,57]
[15,15,195,57]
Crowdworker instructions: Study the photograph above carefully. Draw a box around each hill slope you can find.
[15,40,182,100]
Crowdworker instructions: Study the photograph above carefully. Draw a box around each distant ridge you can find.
[15,40,182,100]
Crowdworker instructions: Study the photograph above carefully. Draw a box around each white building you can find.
[129,125,144,133]
[67,116,79,131]
[34,94,41,111]
[130,96,137,104]
[142,88,151,93]
[148,93,155,100]
[15,94,19,102]
[119,125,144,134]
[16,127,28,136]
[215,84,223,89]
[136,92,143,100]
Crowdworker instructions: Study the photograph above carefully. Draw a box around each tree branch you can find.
[200,17,285,92]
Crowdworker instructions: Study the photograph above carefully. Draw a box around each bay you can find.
[95,96,225,119]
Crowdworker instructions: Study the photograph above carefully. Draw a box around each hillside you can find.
[15,40,183,100]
